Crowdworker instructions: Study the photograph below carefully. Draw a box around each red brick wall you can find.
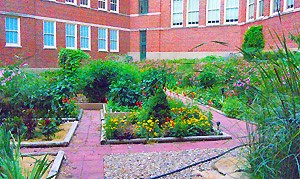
[1,0,300,67]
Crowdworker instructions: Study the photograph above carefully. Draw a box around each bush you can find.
[146,88,171,126]
[242,25,265,53]
[221,96,242,118]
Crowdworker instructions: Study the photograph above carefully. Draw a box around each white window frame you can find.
[80,0,90,7]
[224,0,239,24]
[80,26,91,51]
[284,0,294,11]
[186,0,200,27]
[171,0,184,28]
[98,0,107,11]
[270,0,281,15]
[98,28,108,52]
[256,0,264,18]
[66,0,77,5]
[246,0,255,21]
[110,29,119,52]
[110,0,119,13]
[5,17,21,47]
[66,23,77,49]
[206,0,221,25]
[43,21,56,49]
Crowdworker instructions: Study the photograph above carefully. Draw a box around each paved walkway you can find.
[21,94,251,179]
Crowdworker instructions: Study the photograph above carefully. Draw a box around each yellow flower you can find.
[154,132,158,137]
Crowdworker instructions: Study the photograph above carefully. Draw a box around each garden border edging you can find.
[20,121,78,148]
[21,150,65,179]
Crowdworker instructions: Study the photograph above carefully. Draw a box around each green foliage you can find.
[242,25,265,53]
[141,68,167,98]
[39,119,59,141]
[79,60,141,104]
[0,127,53,179]
[221,96,242,118]
[241,32,300,178]
[58,48,90,71]
[146,88,171,126]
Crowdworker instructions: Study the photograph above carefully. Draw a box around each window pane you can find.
[5,17,19,45]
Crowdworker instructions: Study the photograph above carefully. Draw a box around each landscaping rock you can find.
[212,157,247,175]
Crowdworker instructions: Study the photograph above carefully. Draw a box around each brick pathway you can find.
[21,96,251,179]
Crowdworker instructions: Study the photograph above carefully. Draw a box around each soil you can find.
[25,122,73,142]
[20,155,55,179]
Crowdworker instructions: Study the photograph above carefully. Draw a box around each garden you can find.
[0,25,299,178]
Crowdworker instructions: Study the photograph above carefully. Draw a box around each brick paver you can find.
[20,93,251,179]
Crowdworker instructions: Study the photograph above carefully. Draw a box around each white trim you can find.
[80,0,90,8]
[256,0,265,19]
[110,29,119,52]
[65,0,77,5]
[246,0,255,21]
[0,11,130,32]
[186,0,200,27]
[206,0,221,26]
[284,0,294,11]
[5,17,21,47]
[110,0,119,13]
[98,0,108,11]
[270,0,281,15]
[43,21,56,49]
[98,28,108,52]
[66,23,77,49]
[224,0,239,24]
[171,0,184,28]
[80,25,91,51]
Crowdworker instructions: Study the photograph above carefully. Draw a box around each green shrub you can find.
[242,25,265,53]
[221,96,242,118]
[146,88,171,126]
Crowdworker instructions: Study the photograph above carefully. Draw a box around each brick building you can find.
[0,0,299,67]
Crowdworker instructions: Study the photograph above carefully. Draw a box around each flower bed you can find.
[20,121,78,148]
[21,151,65,179]
[100,105,231,144]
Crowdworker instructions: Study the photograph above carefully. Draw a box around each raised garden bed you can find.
[20,121,78,148]
[100,108,232,145]
[21,150,65,179]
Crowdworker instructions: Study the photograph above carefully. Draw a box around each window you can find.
[110,29,118,52]
[139,0,149,14]
[110,0,118,12]
[43,21,56,48]
[285,0,294,10]
[257,0,264,18]
[66,0,76,4]
[66,24,77,49]
[80,0,89,7]
[172,0,183,26]
[225,0,239,23]
[207,0,220,24]
[80,26,90,50]
[247,0,255,20]
[5,17,20,47]
[98,0,107,10]
[98,28,107,51]
[271,0,281,14]
[187,0,199,26]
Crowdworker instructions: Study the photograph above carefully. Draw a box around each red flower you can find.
[155,85,158,89]
[104,98,108,103]
[166,117,170,122]
[45,119,51,126]
[183,92,186,97]
[208,100,213,107]
[177,81,182,85]
[171,121,175,127]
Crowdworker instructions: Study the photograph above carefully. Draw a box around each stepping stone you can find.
[212,157,247,175]
[192,170,224,179]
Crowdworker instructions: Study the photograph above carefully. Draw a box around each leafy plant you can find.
[39,119,59,141]
[0,127,54,179]
[242,25,265,54]
[221,96,243,118]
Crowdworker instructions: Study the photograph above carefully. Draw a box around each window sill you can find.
[223,22,238,25]
[80,5,90,8]
[110,10,119,14]
[110,50,119,53]
[80,48,91,51]
[98,49,108,52]
[171,25,184,28]
[5,44,22,48]
[66,47,77,50]
[43,46,57,50]
[206,23,220,26]
[98,8,107,11]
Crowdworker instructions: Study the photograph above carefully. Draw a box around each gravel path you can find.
[104,147,248,179]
